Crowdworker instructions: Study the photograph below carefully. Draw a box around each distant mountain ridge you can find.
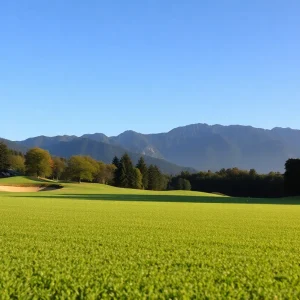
[1,135,194,175]
[45,138,194,174]
[7,123,300,173]
[0,138,28,153]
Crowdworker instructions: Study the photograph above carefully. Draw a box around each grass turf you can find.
[0,177,300,298]
[0,176,56,186]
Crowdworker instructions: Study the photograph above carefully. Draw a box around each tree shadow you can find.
[13,193,300,205]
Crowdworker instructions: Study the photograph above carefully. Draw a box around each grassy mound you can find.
[0,176,62,190]
[0,176,52,185]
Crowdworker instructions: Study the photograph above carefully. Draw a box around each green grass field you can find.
[1,177,300,298]
[0,176,58,186]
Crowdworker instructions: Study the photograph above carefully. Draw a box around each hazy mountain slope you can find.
[17,135,77,148]
[160,124,289,172]
[111,131,164,159]
[0,138,28,153]
[111,124,299,172]
[46,138,195,174]
[15,123,300,173]
[81,133,111,144]
[269,127,300,157]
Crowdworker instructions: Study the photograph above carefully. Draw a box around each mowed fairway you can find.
[0,178,300,298]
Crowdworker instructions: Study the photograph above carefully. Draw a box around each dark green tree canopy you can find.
[171,177,191,190]
[0,142,9,170]
[136,156,148,189]
[112,156,120,168]
[171,167,284,198]
[284,159,300,196]
[148,165,165,191]
[118,153,135,188]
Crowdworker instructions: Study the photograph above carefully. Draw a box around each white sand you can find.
[0,186,58,192]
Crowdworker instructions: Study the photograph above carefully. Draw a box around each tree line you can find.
[173,169,284,198]
[0,143,169,190]
[1,141,300,197]
[171,159,300,198]
[112,154,169,190]
[0,142,25,174]
[0,143,116,184]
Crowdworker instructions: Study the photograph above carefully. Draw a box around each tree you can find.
[66,156,97,183]
[180,171,191,178]
[249,169,257,178]
[148,165,163,190]
[105,164,117,185]
[93,161,116,184]
[136,156,148,189]
[94,161,106,183]
[51,157,66,180]
[118,153,135,188]
[112,156,121,186]
[177,178,192,190]
[160,174,170,191]
[8,154,25,173]
[25,148,52,177]
[170,177,191,190]
[284,159,300,196]
[132,168,143,189]
[182,178,191,190]
[112,156,120,168]
[0,142,9,170]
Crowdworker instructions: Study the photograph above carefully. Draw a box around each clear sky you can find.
[1,0,299,140]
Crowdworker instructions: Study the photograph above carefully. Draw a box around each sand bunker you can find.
[0,186,59,193]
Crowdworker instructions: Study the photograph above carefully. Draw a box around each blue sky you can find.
[1,0,299,140]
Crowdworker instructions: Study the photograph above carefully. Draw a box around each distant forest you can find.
[0,142,299,198]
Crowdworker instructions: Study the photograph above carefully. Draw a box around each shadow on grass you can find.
[13,193,300,205]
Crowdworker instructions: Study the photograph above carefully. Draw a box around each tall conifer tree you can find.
[136,156,148,189]
[119,153,134,188]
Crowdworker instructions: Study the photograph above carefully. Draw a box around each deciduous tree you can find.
[132,168,143,189]
[25,148,52,177]
[9,154,25,173]
[66,156,97,183]
[51,157,66,180]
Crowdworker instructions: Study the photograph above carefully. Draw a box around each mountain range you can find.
[2,123,300,173]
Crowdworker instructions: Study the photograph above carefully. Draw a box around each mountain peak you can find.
[4,123,300,173]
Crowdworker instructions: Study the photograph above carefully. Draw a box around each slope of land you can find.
[0,177,62,192]
[0,176,52,185]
